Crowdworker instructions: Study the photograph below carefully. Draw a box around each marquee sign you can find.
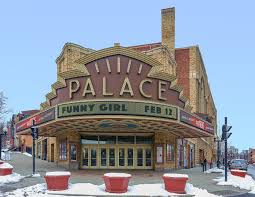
[58,101,177,120]
[16,108,55,132]
[180,110,214,134]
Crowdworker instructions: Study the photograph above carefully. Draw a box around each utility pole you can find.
[31,120,38,175]
[222,117,232,182]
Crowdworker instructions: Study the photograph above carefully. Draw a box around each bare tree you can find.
[0,91,8,120]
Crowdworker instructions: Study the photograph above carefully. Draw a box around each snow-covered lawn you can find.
[214,173,255,194]
[0,173,24,185]
[5,182,220,197]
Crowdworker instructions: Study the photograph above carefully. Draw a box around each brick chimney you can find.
[161,7,175,52]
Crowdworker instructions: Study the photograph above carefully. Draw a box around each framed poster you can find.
[156,145,163,163]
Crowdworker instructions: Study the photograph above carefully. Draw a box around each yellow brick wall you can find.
[56,130,81,169]
[154,132,177,170]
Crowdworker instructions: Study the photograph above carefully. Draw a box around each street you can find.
[0,152,254,196]
[248,164,255,179]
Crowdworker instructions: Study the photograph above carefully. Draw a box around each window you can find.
[118,136,134,144]
[136,136,152,144]
[99,136,116,144]
[166,144,174,161]
[59,140,67,160]
[70,144,77,161]
[81,136,98,144]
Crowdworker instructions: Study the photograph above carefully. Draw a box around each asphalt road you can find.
[248,164,255,178]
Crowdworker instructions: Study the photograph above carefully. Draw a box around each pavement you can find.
[0,152,254,196]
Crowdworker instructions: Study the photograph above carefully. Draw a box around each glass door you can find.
[127,148,134,167]
[137,148,144,167]
[109,148,115,167]
[145,148,152,167]
[100,148,107,167]
[82,147,89,167]
[119,148,125,167]
[90,147,97,167]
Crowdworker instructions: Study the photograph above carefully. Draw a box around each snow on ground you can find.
[204,167,224,174]
[214,173,255,192]
[46,171,70,176]
[5,182,220,197]
[0,173,24,185]
[22,152,32,157]
[0,162,13,169]
[0,152,5,160]
[31,173,41,178]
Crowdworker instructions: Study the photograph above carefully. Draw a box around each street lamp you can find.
[0,125,7,160]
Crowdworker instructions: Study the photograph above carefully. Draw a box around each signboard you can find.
[16,108,55,132]
[156,145,163,163]
[58,101,177,120]
[180,110,214,134]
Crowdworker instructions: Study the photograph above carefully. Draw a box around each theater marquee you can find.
[58,101,178,120]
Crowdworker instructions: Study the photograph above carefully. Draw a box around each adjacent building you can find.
[248,148,255,164]
[15,8,217,170]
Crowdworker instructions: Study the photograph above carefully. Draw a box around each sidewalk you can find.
[1,152,250,196]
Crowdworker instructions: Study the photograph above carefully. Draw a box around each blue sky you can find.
[0,1,254,151]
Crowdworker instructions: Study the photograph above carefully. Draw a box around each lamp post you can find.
[0,125,7,160]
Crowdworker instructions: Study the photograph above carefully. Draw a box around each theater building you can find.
[15,8,216,170]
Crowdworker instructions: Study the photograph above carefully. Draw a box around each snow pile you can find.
[204,167,224,174]
[214,173,255,191]
[163,173,189,178]
[46,171,70,176]
[6,182,220,197]
[0,152,5,160]
[32,173,41,178]
[0,173,24,185]
[104,173,131,177]
[185,183,220,197]
[23,152,32,157]
[6,183,47,197]
[0,162,13,169]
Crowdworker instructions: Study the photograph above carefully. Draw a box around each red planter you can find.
[0,168,13,176]
[230,170,247,178]
[163,174,188,194]
[44,172,70,191]
[103,173,131,193]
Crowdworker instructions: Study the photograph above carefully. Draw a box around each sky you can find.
[0,0,254,151]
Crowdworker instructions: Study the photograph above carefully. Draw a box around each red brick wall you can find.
[175,48,190,99]
[129,43,161,52]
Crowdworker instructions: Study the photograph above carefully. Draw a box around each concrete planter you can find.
[44,171,71,191]
[0,162,13,176]
[163,173,188,194]
[230,169,247,178]
[103,173,131,193]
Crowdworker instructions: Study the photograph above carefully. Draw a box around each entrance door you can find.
[81,145,152,169]
[50,144,54,162]
[136,146,152,169]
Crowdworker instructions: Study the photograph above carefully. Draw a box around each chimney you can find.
[161,7,175,52]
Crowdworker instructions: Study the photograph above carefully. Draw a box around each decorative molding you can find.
[40,44,192,112]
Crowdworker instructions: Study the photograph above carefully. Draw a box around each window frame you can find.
[70,143,77,161]
[59,139,67,161]
[166,143,175,162]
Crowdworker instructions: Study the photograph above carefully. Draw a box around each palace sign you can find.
[49,55,185,109]
[58,101,178,120]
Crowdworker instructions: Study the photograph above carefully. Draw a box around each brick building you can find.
[248,148,255,164]
[15,7,217,170]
